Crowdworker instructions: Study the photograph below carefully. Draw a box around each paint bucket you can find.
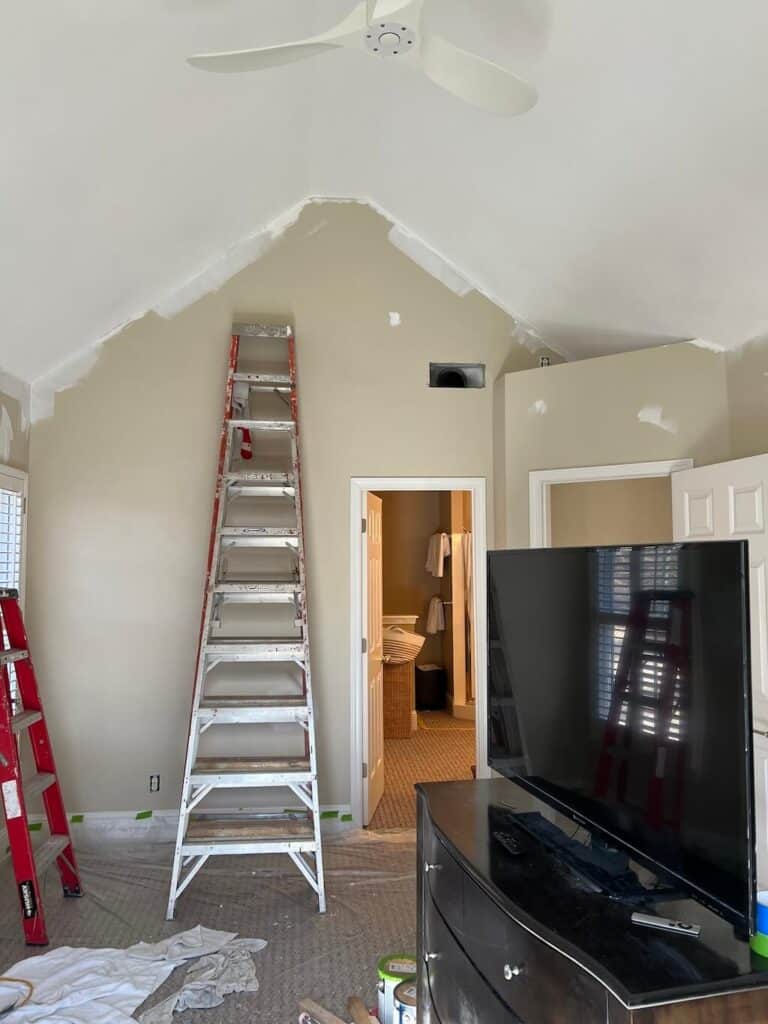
[393,979,417,1023]
[376,954,416,1024]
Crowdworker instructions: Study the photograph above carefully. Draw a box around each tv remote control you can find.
[631,912,701,938]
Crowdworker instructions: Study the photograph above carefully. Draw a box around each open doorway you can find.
[349,478,487,829]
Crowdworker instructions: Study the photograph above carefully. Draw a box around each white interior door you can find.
[364,492,384,825]
[672,453,768,883]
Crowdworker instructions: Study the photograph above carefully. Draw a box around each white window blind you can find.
[0,469,27,707]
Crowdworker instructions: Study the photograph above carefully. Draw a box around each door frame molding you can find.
[349,476,487,827]
[529,459,693,548]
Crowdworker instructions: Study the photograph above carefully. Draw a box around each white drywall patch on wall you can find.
[529,399,547,415]
[388,311,402,327]
[31,344,104,423]
[0,371,30,434]
[387,224,473,297]
[687,337,727,353]
[637,405,678,434]
[511,319,546,354]
[0,406,13,462]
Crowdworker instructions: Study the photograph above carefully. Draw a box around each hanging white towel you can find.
[426,596,445,634]
[425,532,451,577]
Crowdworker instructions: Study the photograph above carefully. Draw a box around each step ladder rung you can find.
[198,696,309,724]
[34,835,69,875]
[213,581,300,595]
[233,371,292,388]
[0,648,28,667]
[24,772,57,801]
[190,755,313,787]
[232,323,292,338]
[11,710,42,734]
[227,484,296,498]
[204,639,304,662]
[182,816,315,855]
[219,527,299,549]
[228,419,294,432]
[224,471,294,485]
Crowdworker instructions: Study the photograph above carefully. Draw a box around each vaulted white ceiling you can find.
[5,0,768,384]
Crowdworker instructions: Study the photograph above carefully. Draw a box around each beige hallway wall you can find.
[497,343,733,550]
[26,202,542,814]
[549,477,673,548]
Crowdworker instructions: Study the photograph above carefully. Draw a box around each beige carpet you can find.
[369,711,476,830]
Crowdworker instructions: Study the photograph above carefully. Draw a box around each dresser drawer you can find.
[425,893,523,1024]
[458,870,606,1024]
[423,819,465,937]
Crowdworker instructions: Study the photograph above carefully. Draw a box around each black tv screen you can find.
[488,542,755,932]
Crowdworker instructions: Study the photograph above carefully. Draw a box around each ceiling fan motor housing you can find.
[365,22,416,57]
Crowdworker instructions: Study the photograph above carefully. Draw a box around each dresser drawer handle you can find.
[424,861,443,874]
[425,952,442,962]
[503,963,526,980]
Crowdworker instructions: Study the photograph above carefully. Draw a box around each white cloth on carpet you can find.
[426,596,445,634]
[0,925,266,1024]
[425,532,450,577]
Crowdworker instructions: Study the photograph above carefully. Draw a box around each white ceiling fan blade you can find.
[419,32,537,116]
[188,2,371,74]
[188,40,340,73]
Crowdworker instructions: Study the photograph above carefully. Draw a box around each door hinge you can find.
[361,517,367,534]
[362,762,368,779]
[362,637,368,655]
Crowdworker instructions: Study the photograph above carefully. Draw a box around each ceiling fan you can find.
[187,0,538,117]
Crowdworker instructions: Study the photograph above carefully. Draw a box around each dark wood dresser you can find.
[417,779,768,1023]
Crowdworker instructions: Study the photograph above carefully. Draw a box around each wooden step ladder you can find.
[0,589,82,945]
[167,324,326,918]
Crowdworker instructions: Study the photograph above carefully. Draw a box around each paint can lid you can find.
[393,980,417,1006]
[377,954,417,982]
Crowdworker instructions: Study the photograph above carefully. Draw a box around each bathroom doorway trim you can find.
[349,476,487,828]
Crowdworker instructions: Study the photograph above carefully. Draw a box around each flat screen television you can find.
[488,541,755,933]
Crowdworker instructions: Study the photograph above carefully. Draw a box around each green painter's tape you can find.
[752,932,768,957]
[340,814,353,822]
[135,810,153,820]
[320,810,339,819]
[28,823,42,832]
[70,814,84,824]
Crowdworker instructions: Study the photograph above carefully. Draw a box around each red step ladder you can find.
[0,588,81,944]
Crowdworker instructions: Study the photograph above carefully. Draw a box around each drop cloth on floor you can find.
[0,925,265,1024]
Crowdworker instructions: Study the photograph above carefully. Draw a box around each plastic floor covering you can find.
[0,829,417,1023]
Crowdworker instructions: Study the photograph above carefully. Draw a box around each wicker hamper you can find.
[383,659,415,738]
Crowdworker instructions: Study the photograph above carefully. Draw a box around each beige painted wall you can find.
[497,343,733,549]
[549,477,673,548]
[0,375,29,472]
[26,202,542,813]
[379,490,445,666]
[727,337,768,459]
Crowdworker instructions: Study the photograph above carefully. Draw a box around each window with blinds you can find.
[596,545,682,740]
[0,475,26,707]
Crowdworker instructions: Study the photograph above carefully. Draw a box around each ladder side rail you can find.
[0,597,81,897]
[168,333,240,918]
[288,333,326,913]
[0,605,49,944]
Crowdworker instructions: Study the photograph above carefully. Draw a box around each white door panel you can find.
[672,453,768,884]
[364,493,384,825]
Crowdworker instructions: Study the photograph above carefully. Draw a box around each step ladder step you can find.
[213,581,300,596]
[204,639,304,662]
[227,483,296,498]
[190,755,313,787]
[228,419,294,432]
[198,696,309,724]
[24,772,57,801]
[233,371,292,391]
[34,834,69,875]
[232,322,292,338]
[0,649,28,667]
[219,527,299,548]
[11,710,42,734]
[224,470,294,486]
[182,816,315,854]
